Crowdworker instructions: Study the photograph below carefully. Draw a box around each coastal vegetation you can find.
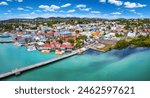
[114,35,150,49]
[114,40,129,49]
[130,35,150,47]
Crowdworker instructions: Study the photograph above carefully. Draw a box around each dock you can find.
[0,40,14,43]
[0,51,79,79]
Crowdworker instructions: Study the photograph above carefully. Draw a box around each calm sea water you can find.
[0,43,150,81]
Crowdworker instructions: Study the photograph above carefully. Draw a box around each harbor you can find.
[0,43,150,81]
[0,48,88,79]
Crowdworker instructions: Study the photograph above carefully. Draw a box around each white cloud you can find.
[124,2,146,8]
[108,0,123,6]
[26,6,33,9]
[99,0,106,3]
[39,5,60,12]
[15,0,23,2]
[0,1,8,5]
[81,8,91,11]
[61,3,71,8]
[8,10,11,12]
[76,4,86,8]
[59,10,64,12]
[91,11,100,14]
[130,9,135,12]
[76,4,91,11]
[7,0,23,2]
[31,12,35,15]
[36,10,42,12]
[4,13,8,15]
[67,10,75,13]
[111,12,122,14]
[17,7,24,10]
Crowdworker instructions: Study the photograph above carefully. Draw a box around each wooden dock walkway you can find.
[0,40,14,43]
[0,51,78,79]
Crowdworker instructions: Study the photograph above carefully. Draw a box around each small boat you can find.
[27,45,36,51]
[41,50,50,54]
[55,50,65,55]
[14,42,22,47]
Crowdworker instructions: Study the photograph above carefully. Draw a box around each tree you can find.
[68,38,74,45]
[75,42,82,48]
[57,39,63,44]
[124,25,130,30]
[114,40,129,49]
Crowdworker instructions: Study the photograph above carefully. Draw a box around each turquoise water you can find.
[0,43,150,81]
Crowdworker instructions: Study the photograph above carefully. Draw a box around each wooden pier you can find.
[0,51,78,79]
[0,40,14,43]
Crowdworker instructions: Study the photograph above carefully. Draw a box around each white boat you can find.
[55,50,65,55]
[27,45,36,51]
[14,42,22,47]
[41,50,50,54]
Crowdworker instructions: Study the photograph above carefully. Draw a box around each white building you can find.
[127,32,136,38]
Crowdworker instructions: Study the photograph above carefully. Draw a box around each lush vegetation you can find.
[130,35,150,47]
[115,33,124,37]
[114,40,129,49]
[114,35,150,49]
[68,38,74,45]
[75,35,87,48]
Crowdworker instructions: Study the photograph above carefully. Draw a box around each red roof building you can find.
[44,43,51,47]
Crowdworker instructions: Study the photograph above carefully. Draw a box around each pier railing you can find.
[0,40,14,43]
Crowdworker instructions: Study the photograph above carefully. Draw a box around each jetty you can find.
[0,40,14,43]
[0,50,80,79]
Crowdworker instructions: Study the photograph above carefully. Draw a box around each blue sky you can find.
[0,0,149,20]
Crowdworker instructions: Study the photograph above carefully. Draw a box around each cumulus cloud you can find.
[7,0,23,2]
[108,0,123,6]
[124,2,146,8]
[7,10,11,12]
[17,7,24,10]
[67,10,75,13]
[0,1,8,5]
[61,3,71,8]
[99,0,106,3]
[130,10,135,12]
[26,6,33,9]
[76,4,91,11]
[39,5,60,12]
[76,4,86,8]
[111,12,122,15]
[15,0,23,2]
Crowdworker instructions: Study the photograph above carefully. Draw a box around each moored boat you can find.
[41,50,50,54]
[27,45,36,51]
[14,42,22,47]
[55,50,65,55]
